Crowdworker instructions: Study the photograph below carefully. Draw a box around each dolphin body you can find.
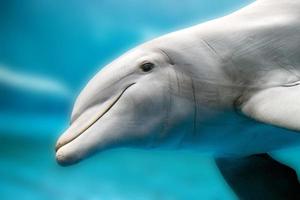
[56,0,300,199]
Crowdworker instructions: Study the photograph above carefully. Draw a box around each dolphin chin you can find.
[55,83,136,165]
[56,147,82,166]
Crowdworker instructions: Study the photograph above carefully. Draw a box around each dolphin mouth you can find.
[55,83,136,152]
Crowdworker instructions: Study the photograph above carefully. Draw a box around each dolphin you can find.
[56,0,300,199]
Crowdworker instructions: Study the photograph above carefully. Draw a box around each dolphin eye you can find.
[140,62,154,72]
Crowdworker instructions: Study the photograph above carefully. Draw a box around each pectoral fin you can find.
[239,84,300,131]
[215,154,300,200]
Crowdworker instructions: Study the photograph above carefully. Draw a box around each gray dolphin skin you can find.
[56,0,300,199]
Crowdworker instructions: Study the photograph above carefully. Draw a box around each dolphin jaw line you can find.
[55,83,136,152]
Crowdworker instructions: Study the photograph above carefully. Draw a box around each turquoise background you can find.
[7,0,300,199]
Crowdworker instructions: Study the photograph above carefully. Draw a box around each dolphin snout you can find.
[55,145,82,166]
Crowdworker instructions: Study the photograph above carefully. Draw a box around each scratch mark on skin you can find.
[200,38,222,59]
[191,77,197,137]
[158,48,175,65]
[162,70,173,138]
[173,68,181,94]
[282,81,300,87]
[277,62,300,79]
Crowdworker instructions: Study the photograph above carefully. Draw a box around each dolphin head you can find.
[55,46,195,166]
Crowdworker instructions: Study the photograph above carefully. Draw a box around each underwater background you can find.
[3,0,300,199]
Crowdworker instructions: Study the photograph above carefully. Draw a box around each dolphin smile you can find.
[55,83,136,152]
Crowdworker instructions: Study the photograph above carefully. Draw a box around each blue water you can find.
[7,0,300,199]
